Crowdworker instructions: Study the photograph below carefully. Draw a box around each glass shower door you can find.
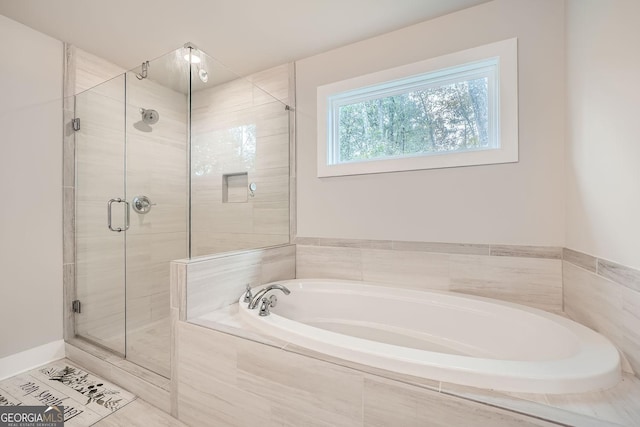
[74,75,127,355]
[73,50,189,377]
[123,56,188,377]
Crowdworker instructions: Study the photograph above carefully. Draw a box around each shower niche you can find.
[222,172,249,203]
[71,43,291,377]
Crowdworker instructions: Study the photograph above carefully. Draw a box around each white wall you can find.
[565,0,640,270]
[0,15,63,358]
[295,0,565,246]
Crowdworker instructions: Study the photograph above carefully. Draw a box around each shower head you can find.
[140,108,159,125]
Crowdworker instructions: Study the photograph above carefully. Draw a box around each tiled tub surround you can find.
[175,322,563,427]
[176,244,296,320]
[295,238,564,313]
[562,248,640,378]
[173,240,640,426]
[176,319,640,426]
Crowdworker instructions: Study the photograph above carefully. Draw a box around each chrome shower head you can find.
[140,108,159,124]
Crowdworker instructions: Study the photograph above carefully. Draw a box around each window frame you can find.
[316,38,518,177]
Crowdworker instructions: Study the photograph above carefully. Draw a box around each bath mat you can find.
[0,359,135,426]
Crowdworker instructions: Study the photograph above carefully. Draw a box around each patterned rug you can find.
[0,359,135,426]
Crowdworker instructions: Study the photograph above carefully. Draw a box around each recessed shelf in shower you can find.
[222,172,248,203]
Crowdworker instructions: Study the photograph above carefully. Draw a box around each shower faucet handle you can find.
[132,195,155,214]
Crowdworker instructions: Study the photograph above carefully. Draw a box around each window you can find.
[317,38,518,177]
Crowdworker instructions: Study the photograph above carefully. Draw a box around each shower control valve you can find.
[132,195,156,214]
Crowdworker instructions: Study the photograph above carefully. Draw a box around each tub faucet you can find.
[248,284,290,309]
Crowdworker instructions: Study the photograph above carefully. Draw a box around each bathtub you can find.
[238,279,620,394]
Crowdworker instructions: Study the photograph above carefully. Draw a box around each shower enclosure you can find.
[71,44,291,377]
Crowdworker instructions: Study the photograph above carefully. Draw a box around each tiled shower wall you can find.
[190,64,292,256]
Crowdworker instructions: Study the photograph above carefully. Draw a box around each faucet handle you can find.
[243,284,253,304]
[259,296,276,316]
[259,297,270,316]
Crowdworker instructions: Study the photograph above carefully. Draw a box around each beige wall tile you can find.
[187,252,261,318]
[255,134,290,169]
[186,245,295,319]
[63,187,75,264]
[75,234,126,353]
[63,108,75,187]
[490,245,562,259]
[450,255,562,312]
[259,245,296,284]
[63,264,75,340]
[622,287,640,375]
[176,322,272,427]
[563,261,624,346]
[563,248,597,273]
[169,307,179,416]
[282,343,440,391]
[74,48,125,95]
[176,322,363,427]
[296,245,362,281]
[363,376,556,427]
[563,261,640,376]
[235,336,364,426]
[393,240,490,255]
[314,237,368,248]
[361,248,450,290]
[248,64,291,104]
[598,258,640,293]
[191,232,289,256]
[169,263,186,312]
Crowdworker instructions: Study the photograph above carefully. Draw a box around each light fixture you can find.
[183,53,201,64]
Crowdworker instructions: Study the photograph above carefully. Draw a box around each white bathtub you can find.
[238,279,620,394]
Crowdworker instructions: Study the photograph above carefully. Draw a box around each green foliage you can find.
[338,77,489,162]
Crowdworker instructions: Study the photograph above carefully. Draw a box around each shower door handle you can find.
[108,198,130,232]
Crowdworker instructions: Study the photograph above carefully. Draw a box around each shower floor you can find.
[125,317,171,378]
[91,316,171,379]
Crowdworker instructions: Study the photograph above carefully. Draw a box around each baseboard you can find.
[0,340,65,380]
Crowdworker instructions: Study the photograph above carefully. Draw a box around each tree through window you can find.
[331,59,497,164]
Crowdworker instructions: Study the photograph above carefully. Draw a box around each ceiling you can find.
[0,0,491,76]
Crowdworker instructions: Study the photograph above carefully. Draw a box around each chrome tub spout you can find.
[248,284,291,309]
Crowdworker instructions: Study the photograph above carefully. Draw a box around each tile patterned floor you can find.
[0,359,183,426]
